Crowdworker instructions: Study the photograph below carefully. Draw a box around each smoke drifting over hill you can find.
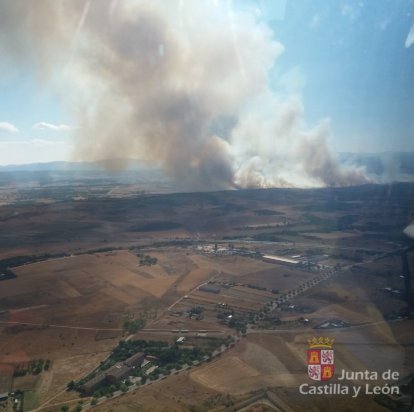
[0,0,369,190]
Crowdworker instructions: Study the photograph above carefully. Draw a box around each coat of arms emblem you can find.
[307,337,334,381]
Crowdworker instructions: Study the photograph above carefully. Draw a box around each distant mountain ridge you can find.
[1,152,413,179]
[0,159,156,172]
[339,151,414,177]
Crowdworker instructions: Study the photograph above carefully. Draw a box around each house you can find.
[79,373,107,395]
[80,352,150,395]
[141,359,151,369]
[124,352,145,368]
[105,363,132,384]
[145,365,158,375]
[80,364,132,395]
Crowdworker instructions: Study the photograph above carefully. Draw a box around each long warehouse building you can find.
[262,254,299,266]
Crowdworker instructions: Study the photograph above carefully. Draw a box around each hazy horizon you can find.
[0,0,413,189]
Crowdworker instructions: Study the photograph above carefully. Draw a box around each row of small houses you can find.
[80,352,154,395]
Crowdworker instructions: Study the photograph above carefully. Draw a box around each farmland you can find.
[0,180,413,411]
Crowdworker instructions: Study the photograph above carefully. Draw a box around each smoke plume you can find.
[0,0,369,190]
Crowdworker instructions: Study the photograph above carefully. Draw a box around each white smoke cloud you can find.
[404,222,414,240]
[232,97,367,188]
[0,122,19,133]
[0,0,369,189]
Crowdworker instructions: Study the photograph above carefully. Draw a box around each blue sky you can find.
[0,0,413,165]
[265,0,414,152]
[0,68,71,164]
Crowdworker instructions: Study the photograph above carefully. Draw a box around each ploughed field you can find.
[0,183,413,411]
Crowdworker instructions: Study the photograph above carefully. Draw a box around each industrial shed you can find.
[79,373,107,395]
[124,352,145,368]
[262,255,299,266]
[80,352,148,395]
[199,285,220,294]
[105,363,132,384]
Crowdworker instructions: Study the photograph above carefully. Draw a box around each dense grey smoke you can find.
[0,0,369,189]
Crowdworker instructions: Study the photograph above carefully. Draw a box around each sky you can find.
[269,0,414,153]
[0,0,413,173]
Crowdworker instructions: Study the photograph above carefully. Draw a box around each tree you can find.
[61,406,69,412]
[91,398,98,406]
[67,380,75,391]
[157,367,168,376]
[75,405,83,412]
[123,317,146,333]
[189,306,204,315]
[93,390,102,399]
[32,366,42,375]
[44,359,51,371]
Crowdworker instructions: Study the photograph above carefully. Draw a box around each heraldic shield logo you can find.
[307,337,334,381]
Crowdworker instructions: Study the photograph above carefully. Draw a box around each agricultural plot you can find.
[190,340,299,394]
[0,183,412,411]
